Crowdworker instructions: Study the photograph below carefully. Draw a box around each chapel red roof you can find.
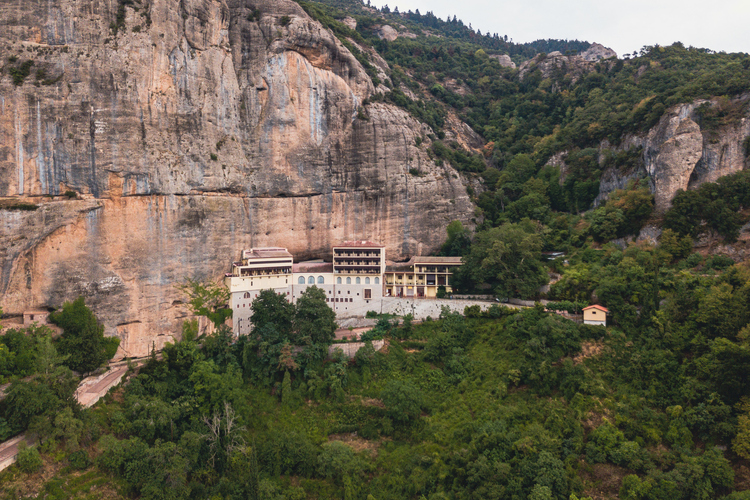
[583,304,609,313]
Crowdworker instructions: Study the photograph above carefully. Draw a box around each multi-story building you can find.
[383,256,463,298]
[225,242,464,335]
[225,247,295,335]
[225,241,387,335]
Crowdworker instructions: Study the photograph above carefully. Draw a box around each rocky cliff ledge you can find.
[595,97,750,212]
[0,0,475,356]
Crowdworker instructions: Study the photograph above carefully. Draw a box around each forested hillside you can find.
[2,0,750,498]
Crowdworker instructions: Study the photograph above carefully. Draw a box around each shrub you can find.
[16,442,43,473]
[381,379,425,424]
[68,450,91,470]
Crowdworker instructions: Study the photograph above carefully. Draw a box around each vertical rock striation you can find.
[0,0,475,356]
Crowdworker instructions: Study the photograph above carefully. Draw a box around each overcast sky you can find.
[368,0,750,57]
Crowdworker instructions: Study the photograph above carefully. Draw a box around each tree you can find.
[440,220,472,256]
[381,379,425,425]
[733,398,750,460]
[52,407,84,451]
[460,222,548,299]
[180,279,232,329]
[250,290,295,337]
[294,286,337,346]
[49,296,119,374]
[16,442,43,473]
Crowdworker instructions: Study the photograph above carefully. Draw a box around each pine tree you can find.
[281,370,292,406]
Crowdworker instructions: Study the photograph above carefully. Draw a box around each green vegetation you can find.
[3,1,750,497]
[4,265,750,498]
[664,169,750,242]
[0,202,38,211]
[8,59,34,86]
[50,297,120,374]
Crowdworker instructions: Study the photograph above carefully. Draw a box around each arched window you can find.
[298,276,305,284]
[317,276,324,284]
[337,277,342,284]
[356,277,361,284]
[365,277,370,284]
[243,292,251,299]
[346,277,351,284]
[308,276,315,284]
[374,277,380,284]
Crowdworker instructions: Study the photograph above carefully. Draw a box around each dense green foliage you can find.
[50,297,120,374]
[456,221,548,299]
[5,261,750,498]
[664,169,750,242]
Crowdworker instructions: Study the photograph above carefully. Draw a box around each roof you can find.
[293,262,334,273]
[414,256,463,265]
[243,247,293,260]
[583,304,609,313]
[335,240,385,248]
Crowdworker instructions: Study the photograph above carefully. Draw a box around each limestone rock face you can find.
[649,118,704,213]
[0,0,475,356]
[519,52,595,84]
[518,44,617,83]
[342,16,357,30]
[580,43,617,62]
[375,25,398,42]
[592,99,750,210]
[489,54,516,69]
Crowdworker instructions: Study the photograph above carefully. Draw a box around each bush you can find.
[705,254,734,271]
[68,450,91,470]
[381,379,425,424]
[16,442,43,473]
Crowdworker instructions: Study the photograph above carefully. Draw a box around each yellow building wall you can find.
[583,309,606,324]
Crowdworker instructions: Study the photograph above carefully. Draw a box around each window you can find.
[356,277,361,284]
[308,276,315,284]
[365,277,370,284]
[374,277,380,284]
[298,276,305,284]
[317,276,324,284]
[243,292,251,299]
[365,289,371,299]
[337,277,342,284]
[346,277,351,284]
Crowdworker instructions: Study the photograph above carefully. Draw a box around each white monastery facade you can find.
[225,241,462,335]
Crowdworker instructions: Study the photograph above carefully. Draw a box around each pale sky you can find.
[369,0,750,57]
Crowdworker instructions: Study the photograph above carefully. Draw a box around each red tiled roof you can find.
[583,304,609,313]
[335,240,385,248]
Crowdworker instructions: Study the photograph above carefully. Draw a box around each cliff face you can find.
[0,0,475,356]
[594,98,750,212]
[518,44,617,84]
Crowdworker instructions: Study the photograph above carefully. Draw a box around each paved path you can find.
[0,363,133,472]
[75,365,129,408]
[0,434,33,471]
